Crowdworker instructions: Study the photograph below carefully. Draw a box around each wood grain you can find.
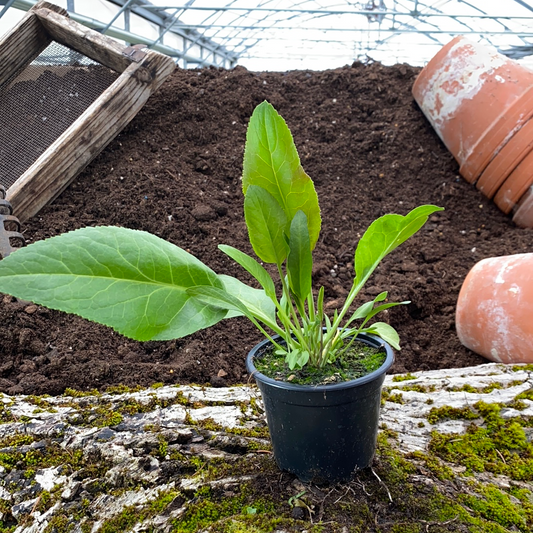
[8,52,176,222]
[35,7,133,73]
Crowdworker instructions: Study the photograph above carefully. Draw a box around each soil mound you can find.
[2,62,531,395]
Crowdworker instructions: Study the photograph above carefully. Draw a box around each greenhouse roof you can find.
[2,0,533,70]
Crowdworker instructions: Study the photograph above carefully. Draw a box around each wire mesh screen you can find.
[0,41,120,189]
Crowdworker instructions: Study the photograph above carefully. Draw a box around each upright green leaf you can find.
[218,244,276,300]
[0,226,227,341]
[243,101,321,249]
[355,205,443,284]
[244,185,289,264]
[287,210,312,303]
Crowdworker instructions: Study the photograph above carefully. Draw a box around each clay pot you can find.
[412,36,533,185]
[493,148,533,214]
[512,186,533,227]
[476,117,533,199]
[456,253,533,364]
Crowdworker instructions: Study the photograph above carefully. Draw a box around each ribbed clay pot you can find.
[476,117,533,199]
[493,148,533,214]
[456,253,533,364]
[513,186,533,228]
[412,36,533,185]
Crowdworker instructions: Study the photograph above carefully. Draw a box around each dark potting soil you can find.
[253,340,387,386]
[1,62,532,396]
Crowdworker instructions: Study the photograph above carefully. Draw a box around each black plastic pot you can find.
[246,333,394,484]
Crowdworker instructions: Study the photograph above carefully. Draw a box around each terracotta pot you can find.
[456,253,533,364]
[512,186,533,227]
[476,117,533,199]
[412,36,533,184]
[493,148,533,214]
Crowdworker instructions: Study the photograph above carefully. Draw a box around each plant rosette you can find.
[0,101,442,483]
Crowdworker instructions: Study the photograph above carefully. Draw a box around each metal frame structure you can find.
[1,0,533,69]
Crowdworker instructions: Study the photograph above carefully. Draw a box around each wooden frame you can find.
[0,1,175,222]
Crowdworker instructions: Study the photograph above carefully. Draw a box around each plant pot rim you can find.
[246,332,394,393]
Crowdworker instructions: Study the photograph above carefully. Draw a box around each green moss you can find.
[409,451,455,481]
[105,384,144,394]
[512,364,533,372]
[515,388,533,402]
[506,398,528,411]
[459,483,533,531]
[426,405,479,424]
[375,432,416,491]
[428,401,533,480]
[254,340,386,386]
[446,382,505,394]
[172,484,277,533]
[386,383,436,395]
[0,402,15,424]
[392,373,418,382]
[96,490,181,532]
[63,388,100,398]
[0,434,35,448]
[186,416,270,440]
[387,393,405,404]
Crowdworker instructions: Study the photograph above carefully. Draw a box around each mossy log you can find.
[0,363,531,532]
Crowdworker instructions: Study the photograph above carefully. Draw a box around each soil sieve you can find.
[0,41,119,191]
[0,0,175,225]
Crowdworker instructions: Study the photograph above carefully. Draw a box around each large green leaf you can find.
[0,226,227,341]
[243,101,321,249]
[355,205,443,284]
[243,185,289,264]
[287,210,312,303]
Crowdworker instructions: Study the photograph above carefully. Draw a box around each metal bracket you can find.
[122,44,148,62]
[0,186,24,259]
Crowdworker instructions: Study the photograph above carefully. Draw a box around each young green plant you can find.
[0,101,442,371]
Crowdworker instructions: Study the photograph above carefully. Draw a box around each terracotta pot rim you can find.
[476,111,533,198]
[494,148,533,214]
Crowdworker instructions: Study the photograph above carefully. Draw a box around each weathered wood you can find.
[7,51,176,222]
[35,6,134,73]
[0,13,47,89]
[0,2,68,89]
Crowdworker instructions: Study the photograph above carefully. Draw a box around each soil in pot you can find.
[254,338,386,386]
[2,62,533,396]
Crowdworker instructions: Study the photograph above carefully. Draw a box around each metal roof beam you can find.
[141,5,533,20]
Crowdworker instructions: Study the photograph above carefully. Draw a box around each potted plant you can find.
[0,101,442,483]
